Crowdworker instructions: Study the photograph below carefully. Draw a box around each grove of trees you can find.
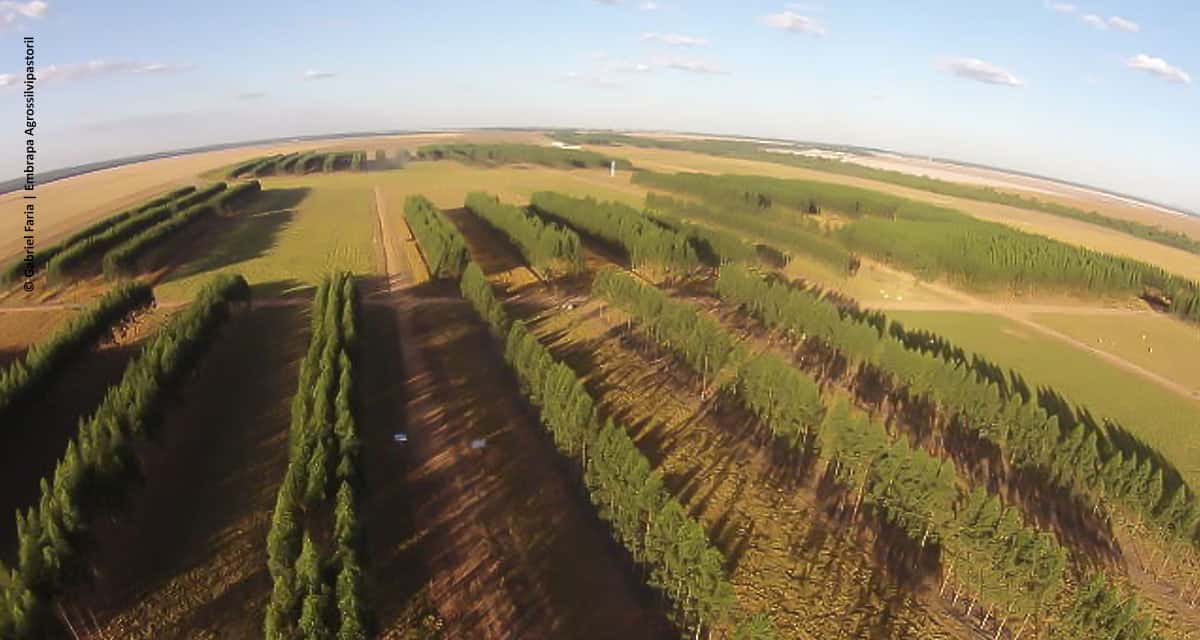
[530,192,699,275]
[464,192,584,275]
[0,273,249,638]
[264,272,368,640]
[26,184,206,282]
[714,264,1200,568]
[417,143,632,170]
[0,282,153,424]
[590,266,1077,634]
[635,170,1200,323]
[102,181,263,278]
[642,192,851,273]
[459,260,773,638]
[553,131,1200,257]
[403,195,468,279]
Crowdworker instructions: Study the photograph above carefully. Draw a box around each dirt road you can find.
[367,186,670,639]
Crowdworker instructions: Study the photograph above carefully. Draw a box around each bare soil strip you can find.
[369,187,670,639]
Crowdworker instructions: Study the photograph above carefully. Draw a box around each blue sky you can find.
[2,0,1197,210]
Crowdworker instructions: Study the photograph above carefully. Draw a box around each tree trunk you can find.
[1012,612,1031,640]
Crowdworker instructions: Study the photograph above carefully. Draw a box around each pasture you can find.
[1031,311,1200,395]
[887,309,1200,488]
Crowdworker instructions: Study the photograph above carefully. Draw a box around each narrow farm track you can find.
[366,187,670,639]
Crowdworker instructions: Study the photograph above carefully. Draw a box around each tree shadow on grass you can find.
[160,188,309,287]
[249,278,311,301]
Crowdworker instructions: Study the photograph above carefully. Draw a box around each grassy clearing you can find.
[886,309,1200,488]
[1031,312,1200,394]
[0,310,75,366]
[155,178,376,301]
[75,305,306,639]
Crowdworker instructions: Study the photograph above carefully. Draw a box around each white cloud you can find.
[0,73,16,86]
[762,11,826,36]
[237,91,266,100]
[303,69,337,80]
[641,32,709,46]
[1081,13,1107,29]
[1126,54,1191,84]
[1108,16,1139,32]
[1044,1,1076,13]
[936,57,1024,87]
[0,0,47,26]
[658,56,727,74]
[30,60,192,84]
[563,70,621,89]
[639,1,658,9]
[607,61,653,73]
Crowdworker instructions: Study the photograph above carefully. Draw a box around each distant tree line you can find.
[264,272,367,640]
[403,195,468,279]
[103,181,262,278]
[0,282,153,426]
[634,171,1200,323]
[230,152,368,179]
[529,192,699,275]
[459,262,767,639]
[643,192,850,272]
[0,274,249,638]
[464,192,584,276]
[1,186,196,284]
[417,143,632,170]
[715,264,1200,564]
[46,182,228,282]
[552,131,1200,257]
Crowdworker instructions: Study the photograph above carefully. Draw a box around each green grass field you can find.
[374,161,646,209]
[156,162,643,302]
[154,175,377,301]
[887,310,1200,489]
[1031,312,1200,394]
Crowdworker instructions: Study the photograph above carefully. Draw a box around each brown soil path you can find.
[368,186,671,639]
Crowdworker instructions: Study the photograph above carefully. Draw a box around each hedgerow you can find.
[0,274,249,638]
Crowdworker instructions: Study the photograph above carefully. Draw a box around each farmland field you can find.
[3,130,1200,640]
